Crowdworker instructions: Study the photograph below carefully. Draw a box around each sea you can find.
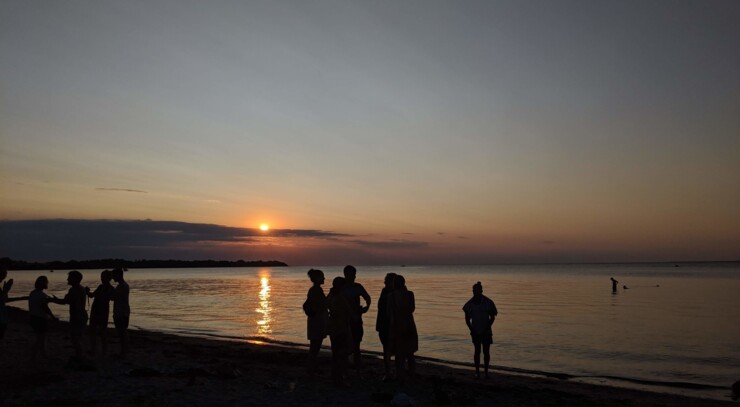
[7,263,740,400]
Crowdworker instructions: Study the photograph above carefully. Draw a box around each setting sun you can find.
[260,224,269,231]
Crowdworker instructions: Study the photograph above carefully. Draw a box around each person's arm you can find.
[360,285,371,313]
[409,291,415,313]
[488,300,497,328]
[43,299,57,321]
[2,279,13,298]
[464,309,473,332]
[49,292,68,305]
[5,296,29,303]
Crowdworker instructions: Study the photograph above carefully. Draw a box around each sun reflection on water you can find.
[256,271,272,335]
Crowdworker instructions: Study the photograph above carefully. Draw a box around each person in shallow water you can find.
[463,281,498,379]
[610,277,618,293]
[305,268,328,374]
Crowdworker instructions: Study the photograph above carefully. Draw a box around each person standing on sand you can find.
[388,274,418,384]
[86,270,116,356]
[327,276,352,387]
[305,268,328,374]
[463,281,498,379]
[376,272,396,380]
[342,265,371,368]
[112,268,130,357]
[28,276,57,360]
[50,270,88,358]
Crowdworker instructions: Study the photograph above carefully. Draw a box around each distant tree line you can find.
[0,257,288,270]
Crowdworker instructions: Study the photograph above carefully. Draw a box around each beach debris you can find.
[390,392,415,406]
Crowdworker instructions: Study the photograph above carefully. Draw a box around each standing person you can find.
[50,270,88,358]
[86,270,116,356]
[610,277,618,293]
[388,275,418,384]
[342,265,371,368]
[327,277,352,387]
[1,267,29,340]
[305,268,328,374]
[463,281,498,379]
[28,276,57,361]
[375,272,396,380]
[111,268,130,358]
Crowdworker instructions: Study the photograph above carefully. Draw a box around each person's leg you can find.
[350,322,363,368]
[89,324,97,354]
[308,338,322,372]
[115,316,129,357]
[473,338,482,378]
[408,353,416,378]
[99,325,108,356]
[482,343,491,378]
[395,353,407,384]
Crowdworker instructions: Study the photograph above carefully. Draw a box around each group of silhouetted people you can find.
[304,265,498,386]
[0,267,130,361]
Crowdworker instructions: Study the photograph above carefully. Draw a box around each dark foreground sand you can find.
[0,307,734,407]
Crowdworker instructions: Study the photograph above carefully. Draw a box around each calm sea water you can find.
[7,263,740,398]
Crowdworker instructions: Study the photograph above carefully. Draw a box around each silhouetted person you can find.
[50,270,88,358]
[388,274,417,384]
[463,281,498,379]
[1,267,28,340]
[610,277,618,293]
[327,276,352,387]
[86,270,115,356]
[305,268,328,374]
[342,265,371,368]
[112,268,130,358]
[376,272,396,380]
[732,380,740,401]
[29,276,57,361]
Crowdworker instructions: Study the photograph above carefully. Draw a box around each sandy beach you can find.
[0,306,734,407]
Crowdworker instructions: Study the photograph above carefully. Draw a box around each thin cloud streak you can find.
[95,188,148,193]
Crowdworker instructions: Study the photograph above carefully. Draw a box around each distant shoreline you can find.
[1,258,288,271]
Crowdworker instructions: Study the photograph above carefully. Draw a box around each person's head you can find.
[384,273,397,289]
[343,265,356,282]
[394,275,406,290]
[34,276,49,290]
[610,277,616,282]
[101,270,112,284]
[67,270,83,286]
[307,268,325,285]
[473,281,483,297]
[112,268,124,283]
[332,276,346,291]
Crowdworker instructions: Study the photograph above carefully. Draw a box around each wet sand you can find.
[0,306,734,406]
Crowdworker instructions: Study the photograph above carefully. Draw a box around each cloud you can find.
[0,219,347,261]
[349,239,429,250]
[95,188,148,193]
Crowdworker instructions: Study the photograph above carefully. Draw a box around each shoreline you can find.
[2,307,734,406]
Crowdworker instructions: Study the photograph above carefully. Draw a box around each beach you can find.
[0,306,733,407]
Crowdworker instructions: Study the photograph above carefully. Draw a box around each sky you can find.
[1,0,738,265]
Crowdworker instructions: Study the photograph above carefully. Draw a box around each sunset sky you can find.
[1,1,738,265]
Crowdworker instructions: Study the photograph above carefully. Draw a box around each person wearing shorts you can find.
[463,281,498,379]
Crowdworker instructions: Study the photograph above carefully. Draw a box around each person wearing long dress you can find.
[388,274,417,383]
[305,269,328,373]
[375,272,396,380]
